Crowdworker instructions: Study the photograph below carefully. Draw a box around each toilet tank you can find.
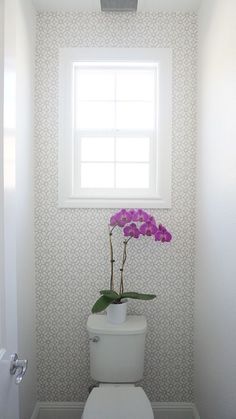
[87,314,147,383]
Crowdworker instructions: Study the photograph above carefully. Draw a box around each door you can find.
[0,0,20,417]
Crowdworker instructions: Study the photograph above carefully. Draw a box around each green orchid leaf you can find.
[92,296,113,313]
[100,290,120,300]
[121,292,156,300]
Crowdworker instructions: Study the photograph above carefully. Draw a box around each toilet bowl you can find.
[82,384,154,419]
[83,315,154,419]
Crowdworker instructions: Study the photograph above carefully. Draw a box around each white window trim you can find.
[59,48,172,208]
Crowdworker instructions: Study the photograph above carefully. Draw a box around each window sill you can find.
[58,196,171,209]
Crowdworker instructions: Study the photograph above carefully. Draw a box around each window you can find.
[59,48,172,208]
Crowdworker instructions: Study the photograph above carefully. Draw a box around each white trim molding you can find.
[31,401,200,419]
[58,47,172,209]
[192,403,201,419]
[30,402,40,419]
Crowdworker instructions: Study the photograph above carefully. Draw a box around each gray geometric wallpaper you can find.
[35,11,197,402]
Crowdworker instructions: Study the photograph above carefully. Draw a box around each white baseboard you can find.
[30,402,40,419]
[31,401,200,419]
[192,403,201,419]
[33,402,83,419]
[151,402,199,418]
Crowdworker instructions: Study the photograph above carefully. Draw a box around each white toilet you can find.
[82,314,154,419]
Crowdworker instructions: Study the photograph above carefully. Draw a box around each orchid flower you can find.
[123,223,140,239]
[154,224,172,242]
[139,221,158,236]
[132,209,149,222]
[110,209,132,227]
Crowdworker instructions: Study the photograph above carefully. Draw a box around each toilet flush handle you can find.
[89,336,100,343]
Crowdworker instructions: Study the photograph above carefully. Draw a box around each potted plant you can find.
[92,209,172,324]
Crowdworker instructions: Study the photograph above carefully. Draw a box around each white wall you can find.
[195,0,236,418]
[15,0,37,418]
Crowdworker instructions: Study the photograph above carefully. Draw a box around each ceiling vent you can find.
[101,0,138,12]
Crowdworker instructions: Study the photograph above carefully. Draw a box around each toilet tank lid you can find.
[87,314,147,335]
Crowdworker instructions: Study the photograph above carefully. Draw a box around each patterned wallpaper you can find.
[35,11,197,402]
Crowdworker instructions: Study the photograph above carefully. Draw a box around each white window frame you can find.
[59,48,172,208]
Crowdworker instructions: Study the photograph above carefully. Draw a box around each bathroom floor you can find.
[37,406,196,419]
[154,412,195,419]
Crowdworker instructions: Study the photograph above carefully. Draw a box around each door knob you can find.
[10,353,28,384]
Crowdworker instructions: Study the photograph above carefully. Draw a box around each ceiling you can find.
[33,0,201,12]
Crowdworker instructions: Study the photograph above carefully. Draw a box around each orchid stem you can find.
[119,237,131,295]
[108,226,115,291]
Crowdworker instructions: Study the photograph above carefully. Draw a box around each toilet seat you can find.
[82,385,154,419]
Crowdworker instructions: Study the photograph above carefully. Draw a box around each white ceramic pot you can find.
[106,299,128,324]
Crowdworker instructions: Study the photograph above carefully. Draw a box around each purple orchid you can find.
[110,214,118,226]
[140,221,158,236]
[154,224,172,242]
[147,215,157,225]
[123,223,140,239]
[128,209,138,221]
[132,209,150,222]
[106,209,172,297]
[110,209,172,244]
[110,209,132,227]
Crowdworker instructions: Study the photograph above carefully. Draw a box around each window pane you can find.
[75,68,115,101]
[81,137,114,162]
[81,163,114,188]
[116,163,149,188]
[116,69,156,101]
[116,137,150,162]
[76,101,115,130]
[116,102,154,130]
